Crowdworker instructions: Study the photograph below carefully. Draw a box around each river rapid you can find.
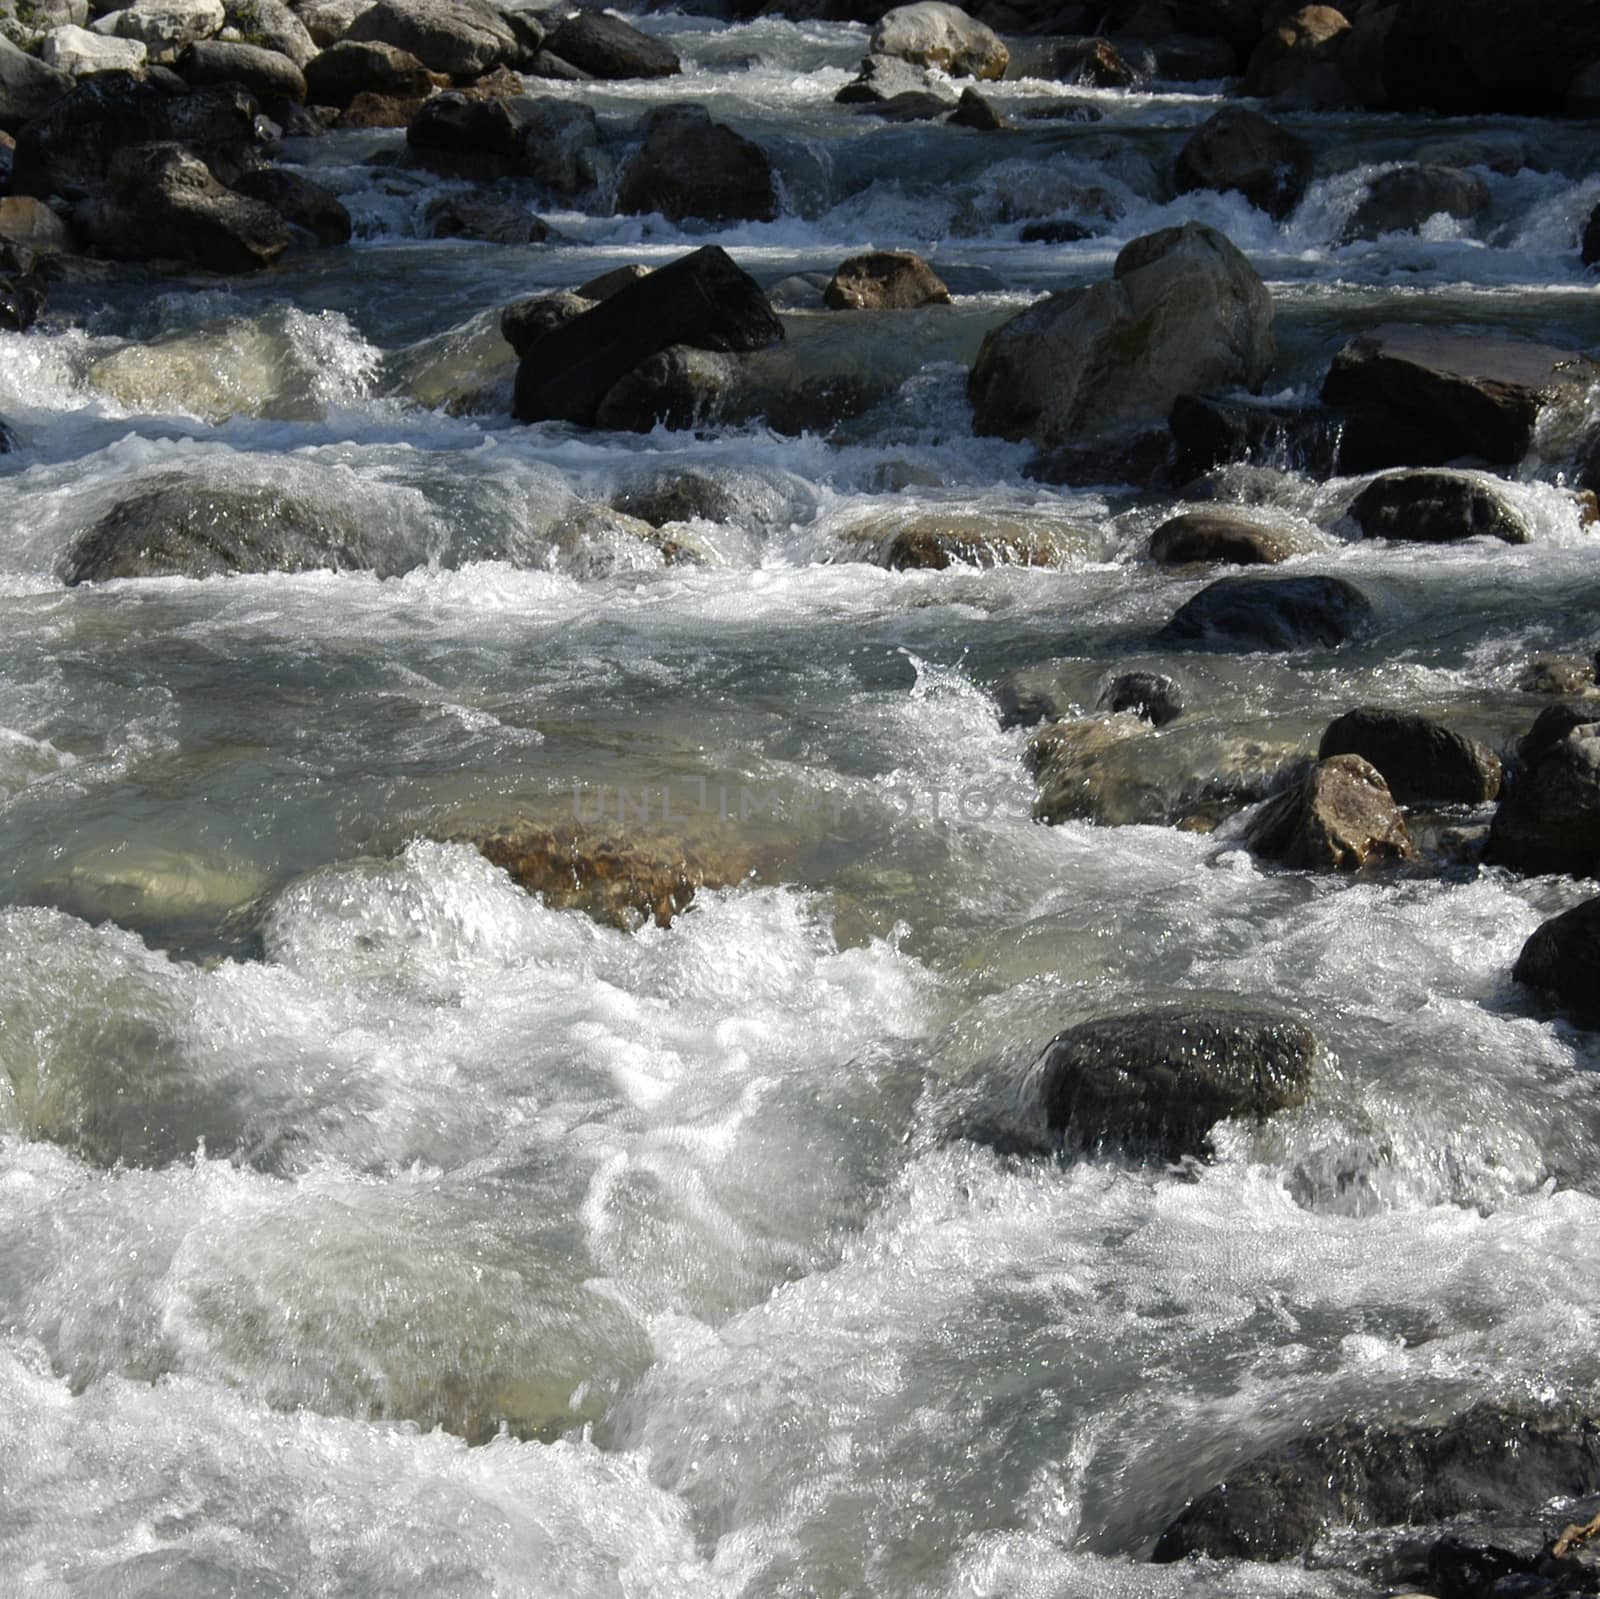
[3,11,1600,1596]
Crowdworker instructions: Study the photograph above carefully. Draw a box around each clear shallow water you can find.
[3,12,1600,1596]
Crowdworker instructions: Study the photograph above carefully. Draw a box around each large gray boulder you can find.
[968,222,1273,450]
[223,0,315,68]
[0,33,72,132]
[93,0,225,62]
[869,1,1007,80]
[77,142,291,273]
[347,0,514,76]
[182,39,308,102]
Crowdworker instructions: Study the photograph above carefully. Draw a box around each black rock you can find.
[615,104,775,224]
[303,40,433,108]
[1515,896,1600,1027]
[1521,704,1600,766]
[1347,469,1530,545]
[421,193,545,243]
[512,244,782,427]
[948,86,1005,129]
[1152,1402,1600,1564]
[231,167,352,246]
[1025,1005,1315,1160]
[1343,164,1490,243]
[405,91,527,178]
[1320,708,1502,806]
[1585,203,1600,269]
[544,11,679,79]
[1487,723,1600,878]
[1174,106,1313,220]
[1158,575,1375,652]
[1096,671,1183,726]
[1019,219,1093,244]
[501,289,591,359]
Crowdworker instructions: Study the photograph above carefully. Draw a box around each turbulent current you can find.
[3,11,1600,1597]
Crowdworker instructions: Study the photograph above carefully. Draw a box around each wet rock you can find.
[970,222,1273,450]
[421,192,544,243]
[405,89,527,177]
[1099,670,1183,726]
[0,34,72,132]
[1343,164,1490,243]
[1521,704,1600,765]
[1584,204,1600,270]
[1319,708,1501,807]
[78,142,291,272]
[94,0,224,62]
[1158,573,1373,652]
[1245,753,1416,870]
[0,248,45,330]
[1169,392,1393,480]
[834,50,952,104]
[336,88,428,128]
[1242,3,1349,101]
[949,85,1005,127]
[512,244,782,427]
[1173,105,1312,220]
[576,263,648,301]
[1152,1402,1600,1564]
[842,511,1078,570]
[461,823,753,930]
[224,0,315,67]
[500,287,590,358]
[13,75,261,196]
[1487,723,1600,879]
[543,10,677,79]
[1514,896,1600,1027]
[62,477,388,582]
[823,250,950,311]
[615,104,775,225]
[1347,469,1530,546]
[1052,35,1137,87]
[231,166,350,245]
[855,88,954,121]
[1148,509,1290,566]
[181,39,307,102]
[518,97,604,198]
[347,0,514,77]
[1018,218,1092,243]
[1321,324,1598,469]
[0,195,73,253]
[42,24,149,77]
[869,1,1008,80]
[1020,1005,1316,1160]
[1520,659,1600,701]
[591,344,741,432]
[303,39,431,106]
[611,470,737,528]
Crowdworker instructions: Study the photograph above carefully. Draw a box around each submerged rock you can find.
[62,478,389,583]
[1321,324,1598,468]
[841,511,1080,570]
[1174,105,1312,220]
[1153,1401,1600,1563]
[1487,723,1600,878]
[615,104,776,225]
[1158,574,1374,652]
[1013,1005,1316,1160]
[1052,35,1137,88]
[869,1,1008,80]
[1319,708,1501,806]
[1346,469,1530,545]
[1343,163,1490,242]
[833,52,953,106]
[1514,896,1600,1027]
[421,192,544,243]
[1244,753,1417,871]
[511,244,782,428]
[969,222,1274,450]
[823,250,950,311]
[1098,670,1183,727]
[1148,510,1290,566]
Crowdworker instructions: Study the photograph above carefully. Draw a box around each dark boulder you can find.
[0,35,71,135]
[1242,3,1350,101]
[346,0,516,77]
[1158,574,1374,651]
[1052,36,1138,87]
[1245,753,1416,870]
[1347,469,1530,545]
[1487,723,1600,878]
[231,167,351,246]
[1019,219,1093,243]
[512,244,783,427]
[405,90,528,178]
[1152,1402,1600,1563]
[1319,708,1501,806]
[1097,670,1183,726]
[611,470,737,528]
[500,288,591,358]
[1020,1005,1316,1160]
[1585,204,1600,270]
[421,193,545,243]
[615,105,776,224]
[1174,106,1312,220]
[518,97,605,198]
[77,142,291,272]
[1321,324,1598,468]
[12,75,262,196]
[1148,509,1289,566]
[336,90,431,129]
[1521,704,1600,766]
[854,89,956,121]
[1514,897,1600,1027]
[0,417,14,451]
[62,478,391,583]
[823,250,950,310]
[304,40,434,108]
[181,40,308,104]
[0,242,45,331]
[591,345,740,433]
[948,86,1005,128]
[543,11,678,78]
[1343,163,1489,242]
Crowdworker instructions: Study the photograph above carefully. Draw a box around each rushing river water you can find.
[4,11,1600,1596]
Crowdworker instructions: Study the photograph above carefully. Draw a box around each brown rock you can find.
[823,249,951,311]
[1245,753,1417,870]
[1243,4,1350,100]
[1148,510,1289,566]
